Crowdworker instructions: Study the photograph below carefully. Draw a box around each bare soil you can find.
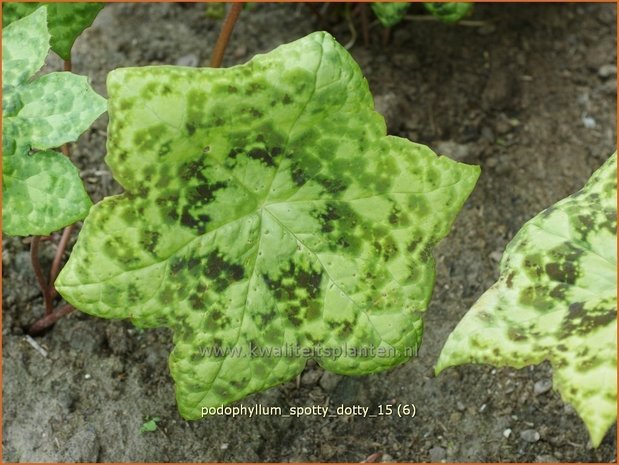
[3,3,617,462]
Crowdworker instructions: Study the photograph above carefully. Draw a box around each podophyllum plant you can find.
[437,152,617,447]
[371,2,473,28]
[2,2,104,61]
[2,7,105,236]
[55,31,480,419]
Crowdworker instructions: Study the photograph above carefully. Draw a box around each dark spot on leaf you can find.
[204,250,245,292]
[248,148,274,166]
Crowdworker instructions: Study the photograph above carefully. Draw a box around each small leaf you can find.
[2,6,50,88]
[57,31,479,419]
[371,3,410,28]
[3,147,93,236]
[139,417,160,433]
[3,3,104,60]
[17,72,107,150]
[437,153,617,447]
[2,7,106,237]
[423,3,473,23]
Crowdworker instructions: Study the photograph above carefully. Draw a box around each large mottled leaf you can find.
[423,3,473,23]
[371,3,410,28]
[2,3,104,60]
[56,31,479,419]
[437,153,617,447]
[2,8,106,236]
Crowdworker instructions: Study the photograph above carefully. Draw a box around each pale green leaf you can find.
[17,72,107,150]
[423,3,473,23]
[436,153,617,447]
[2,8,105,237]
[3,146,92,236]
[2,7,49,88]
[371,3,410,28]
[3,3,104,60]
[56,31,479,419]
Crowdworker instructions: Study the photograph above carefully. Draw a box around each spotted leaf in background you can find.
[2,2,104,60]
[423,3,473,23]
[371,3,410,28]
[56,31,479,418]
[437,153,617,447]
[2,8,107,236]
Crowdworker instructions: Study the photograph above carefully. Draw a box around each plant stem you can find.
[30,237,54,315]
[210,2,244,68]
[360,4,370,47]
[29,304,74,335]
[49,224,75,298]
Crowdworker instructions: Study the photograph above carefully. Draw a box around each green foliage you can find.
[204,2,226,20]
[437,153,617,447]
[2,8,106,236]
[371,2,473,28]
[56,31,479,419]
[2,2,104,60]
[371,3,410,28]
[423,3,473,23]
[140,417,160,433]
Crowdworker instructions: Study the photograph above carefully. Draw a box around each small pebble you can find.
[456,401,466,412]
[318,372,341,391]
[434,141,470,161]
[598,64,617,78]
[582,115,596,129]
[175,53,199,67]
[429,446,446,462]
[301,369,322,386]
[84,373,92,380]
[503,428,512,439]
[481,126,495,142]
[534,379,553,396]
[220,443,229,450]
[520,429,540,443]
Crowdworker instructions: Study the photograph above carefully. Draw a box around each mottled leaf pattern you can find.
[2,7,50,88]
[17,72,107,150]
[56,32,479,418]
[2,8,106,236]
[371,3,410,28]
[437,153,617,447]
[3,148,93,236]
[423,3,473,23]
[2,2,104,60]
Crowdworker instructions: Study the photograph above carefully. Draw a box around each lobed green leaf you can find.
[3,147,93,236]
[17,72,108,150]
[2,6,50,89]
[2,8,106,236]
[56,32,479,418]
[3,2,104,60]
[437,153,617,447]
[371,3,410,28]
[423,3,473,23]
